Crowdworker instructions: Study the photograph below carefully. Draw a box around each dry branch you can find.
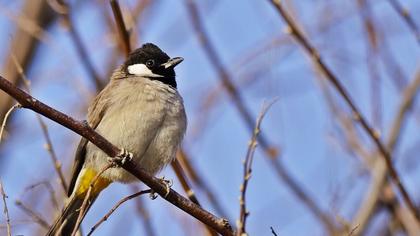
[0,76,234,236]
[0,181,11,236]
[15,200,49,230]
[0,0,55,128]
[0,104,20,142]
[87,189,152,235]
[185,1,338,232]
[110,0,131,58]
[351,69,420,234]
[387,0,420,44]
[270,0,418,222]
[11,52,68,193]
[237,101,276,235]
[130,185,156,236]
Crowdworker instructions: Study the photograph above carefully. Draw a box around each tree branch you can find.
[0,180,11,236]
[269,0,419,222]
[87,189,152,236]
[0,76,234,236]
[238,100,276,235]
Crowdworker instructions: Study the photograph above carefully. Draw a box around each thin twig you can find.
[184,2,337,232]
[10,52,68,192]
[387,0,420,44]
[130,185,156,236]
[70,163,115,236]
[270,226,278,236]
[23,181,60,212]
[52,0,103,91]
[351,69,420,234]
[15,200,49,229]
[0,76,234,236]
[0,181,11,236]
[269,0,419,221]
[171,159,200,206]
[0,0,55,124]
[87,189,152,235]
[0,104,20,143]
[110,0,131,57]
[357,0,382,129]
[237,100,277,236]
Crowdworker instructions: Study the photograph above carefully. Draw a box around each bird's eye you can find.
[146,59,155,68]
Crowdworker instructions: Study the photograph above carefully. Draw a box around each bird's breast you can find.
[86,78,186,182]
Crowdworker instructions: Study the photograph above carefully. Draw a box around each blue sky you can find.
[1,0,420,235]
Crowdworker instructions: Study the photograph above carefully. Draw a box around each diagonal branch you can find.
[15,200,49,230]
[53,0,103,91]
[351,69,420,234]
[0,180,11,236]
[269,0,418,222]
[387,0,420,45]
[0,76,234,236]
[87,189,152,236]
[11,52,68,193]
[185,0,337,233]
[110,0,131,58]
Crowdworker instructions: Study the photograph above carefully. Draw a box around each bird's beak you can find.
[161,57,184,69]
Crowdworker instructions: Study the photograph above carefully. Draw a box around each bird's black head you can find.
[123,43,183,88]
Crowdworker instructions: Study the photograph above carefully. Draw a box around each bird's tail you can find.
[46,168,111,236]
[46,194,97,236]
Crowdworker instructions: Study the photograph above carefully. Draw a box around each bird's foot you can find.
[149,176,173,199]
[108,148,133,166]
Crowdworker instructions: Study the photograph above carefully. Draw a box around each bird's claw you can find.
[108,148,133,166]
[149,177,173,199]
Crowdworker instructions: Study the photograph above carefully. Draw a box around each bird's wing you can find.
[67,86,112,197]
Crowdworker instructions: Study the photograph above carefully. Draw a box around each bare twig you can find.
[23,181,60,212]
[237,100,276,236]
[185,1,338,231]
[269,0,419,221]
[0,181,11,236]
[270,226,278,236]
[52,0,103,91]
[15,200,49,229]
[130,185,156,236]
[387,0,420,44]
[0,76,234,236]
[183,2,337,232]
[0,0,55,126]
[87,189,152,236]
[0,104,20,142]
[351,69,420,234]
[11,51,68,192]
[110,0,131,57]
[357,0,382,129]
[70,163,115,236]
[171,159,200,206]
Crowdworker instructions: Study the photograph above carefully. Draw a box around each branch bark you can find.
[0,76,234,236]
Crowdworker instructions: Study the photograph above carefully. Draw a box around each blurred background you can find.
[0,0,419,235]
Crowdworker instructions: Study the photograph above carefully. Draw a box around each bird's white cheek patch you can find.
[127,64,154,76]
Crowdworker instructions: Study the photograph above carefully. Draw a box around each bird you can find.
[46,43,187,236]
